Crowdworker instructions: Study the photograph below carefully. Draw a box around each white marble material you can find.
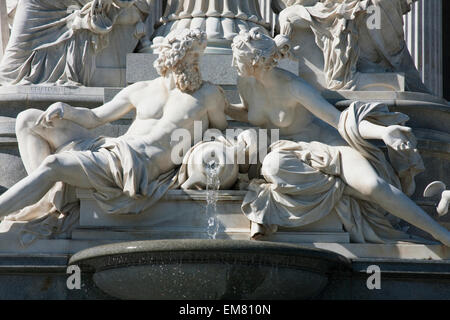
[0,29,229,245]
[424,181,450,216]
[0,0,157,86]
[149,0,272,52]
[75,188,350,243]
[278,0,429,93]
[228,28,450,246]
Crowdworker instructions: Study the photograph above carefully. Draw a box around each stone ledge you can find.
[76,188,349,244]
[0,236,448,261]
[0,86,104,113]
[71,229,350,243]
[352,258,450,276]
[303,243,450,261]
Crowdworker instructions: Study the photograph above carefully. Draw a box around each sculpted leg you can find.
[339,146,450,246]
[16,109,53,173]
[15,109,94,173]
[0,152,107,217]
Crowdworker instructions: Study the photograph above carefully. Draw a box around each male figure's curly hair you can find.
[231,28,291,71]
[154,29,207,92]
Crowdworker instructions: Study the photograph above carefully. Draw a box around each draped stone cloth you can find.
[0,0,155,86]
[3,130,248,245]
[4,136,178,246]
[242,102,425,243]
[284,0,428,92]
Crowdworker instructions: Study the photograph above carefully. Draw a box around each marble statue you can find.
[424,181,450,217]
[276,0,429,92]
[227,28,450,246]
[0,0,157,86]
[150,0,271,52]
[0,29,229,243]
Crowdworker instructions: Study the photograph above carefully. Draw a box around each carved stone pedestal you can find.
[73,189,350,244]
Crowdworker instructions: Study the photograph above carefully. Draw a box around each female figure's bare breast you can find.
[239,74,344,145]
[241,77,315,135]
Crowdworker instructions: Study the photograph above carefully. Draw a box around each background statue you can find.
[227,28,450,246]
[0,29,228,244]
[276,0,429,92]
[0,0,157,86]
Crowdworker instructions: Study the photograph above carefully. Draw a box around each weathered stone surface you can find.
[69,239,350,299]
[1,251,450,299]
[279,0,429,93]
[126,53,299,84]
[0,0,155,87]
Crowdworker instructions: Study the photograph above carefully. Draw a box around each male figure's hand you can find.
[35,102,67,128]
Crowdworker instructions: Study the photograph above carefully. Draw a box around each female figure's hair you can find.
[153,29,207,92]
[231,28,291,71]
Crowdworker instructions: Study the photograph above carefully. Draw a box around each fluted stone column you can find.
[404,0,443,97]
[0,1,9,62]
[258,0,276,34]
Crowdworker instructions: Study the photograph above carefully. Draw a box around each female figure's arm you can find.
[226,102,248,123]
[225,78,249,123]
[289,77,341,128]
[289,76,411,147]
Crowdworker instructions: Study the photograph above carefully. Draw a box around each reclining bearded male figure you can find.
[0,29,228,240]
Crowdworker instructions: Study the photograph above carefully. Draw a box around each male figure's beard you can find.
[173,61,202,93]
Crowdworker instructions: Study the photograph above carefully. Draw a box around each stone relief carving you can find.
[0,29,229,244]
[150,0,271,52]
[0,0,428,92]
[0,0,157,86]
[277,0,429,92]
[0,0,279,85]
[226,28,450,246]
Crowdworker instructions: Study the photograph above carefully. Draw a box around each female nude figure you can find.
[227,28,450,246]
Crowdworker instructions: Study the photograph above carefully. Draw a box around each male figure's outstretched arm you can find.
[36,82,142,129]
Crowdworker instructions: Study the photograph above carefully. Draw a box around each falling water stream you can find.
[205,160,220,239]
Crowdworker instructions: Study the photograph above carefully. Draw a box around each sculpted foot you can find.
[250,222,265,240]
[251,233,265,241]
[424,181,449,216]
[437,191,450,216]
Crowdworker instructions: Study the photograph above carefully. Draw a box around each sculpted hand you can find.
[236,130,259,171]
[382,125,416,151]
[90,0,115,34]
[92,0,113,15]
[35,102,67,128]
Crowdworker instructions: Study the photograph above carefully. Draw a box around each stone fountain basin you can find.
[69,239,350,300]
